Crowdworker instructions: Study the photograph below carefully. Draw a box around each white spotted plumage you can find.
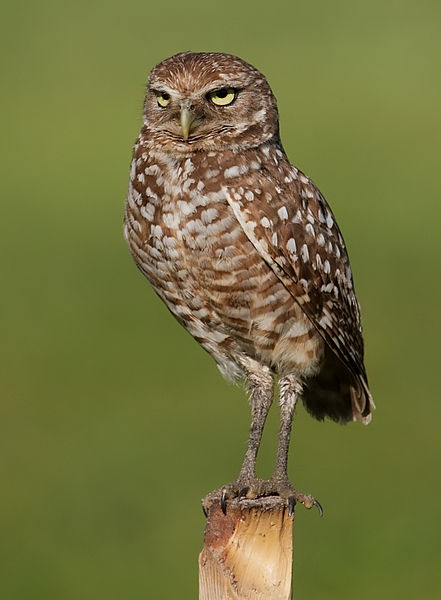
[125,51,374,450]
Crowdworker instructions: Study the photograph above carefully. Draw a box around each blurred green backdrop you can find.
[1,0,440,598]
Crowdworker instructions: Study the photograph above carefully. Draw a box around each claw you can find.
[202,503,208,518]
[221,489,227,514]
[238,486,249,498]
[313,498,324,517]
[288,496,296,517]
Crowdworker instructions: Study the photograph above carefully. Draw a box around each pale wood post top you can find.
[199,497,293,600]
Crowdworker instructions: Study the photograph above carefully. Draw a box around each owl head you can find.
[141,52,280,154]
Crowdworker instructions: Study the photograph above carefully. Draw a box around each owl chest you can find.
[133,183,285,344]
[127,165,323,370]
[143,187,250,286]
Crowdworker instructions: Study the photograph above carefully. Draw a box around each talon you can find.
[288,496,296,517]
[202,503,208,518]
[313,498,324,517]
[221,489,227,514]
[238,486,249,498]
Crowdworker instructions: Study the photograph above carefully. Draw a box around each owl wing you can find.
[224,162,372,411]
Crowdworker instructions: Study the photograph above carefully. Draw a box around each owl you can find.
[124,52,374,515]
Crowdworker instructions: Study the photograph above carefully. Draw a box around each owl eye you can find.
[208,88,236,106]
[155,91,171,107]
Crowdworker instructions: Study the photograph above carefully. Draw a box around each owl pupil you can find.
[217,89,228,97]
[161,92,170,100]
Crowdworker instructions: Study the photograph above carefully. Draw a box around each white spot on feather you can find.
[224,166,240,178]
[152,224,163,239]
[130,160,136,181]
[177,200,194,216]
[317,233,325,246]
[305,223,315,237]
[145,164,161,176]
[320,282,334,293]
[278,206,288,220]
[224,164,248,178]
[326,213,334,229]
[201,208,219,225]
[141,203,155,222]
[186,219,204,234]
[292,211,301,224]
[286,238,297,254]
[316,253,323,269]
[301,244,309,262]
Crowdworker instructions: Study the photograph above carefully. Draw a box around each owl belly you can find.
[125,176,323,376]
[125,187,323,379]
[196,244,325,379]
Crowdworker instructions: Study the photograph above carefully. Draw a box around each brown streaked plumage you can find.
[124,52,374,514]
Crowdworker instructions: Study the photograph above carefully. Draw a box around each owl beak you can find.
[180,107,198,140]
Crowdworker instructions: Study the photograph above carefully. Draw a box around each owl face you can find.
[142,52,279,154]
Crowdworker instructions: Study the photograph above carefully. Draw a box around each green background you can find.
[1,0,440,597]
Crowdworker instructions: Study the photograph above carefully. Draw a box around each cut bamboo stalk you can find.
[199,496,293,600]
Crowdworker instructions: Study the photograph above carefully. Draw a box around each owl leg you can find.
[273,374,301,478]
[264,374,322,515]
[237,366,274,482]
[202,364,273,515]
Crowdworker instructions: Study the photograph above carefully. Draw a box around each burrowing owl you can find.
[124,52,374,514]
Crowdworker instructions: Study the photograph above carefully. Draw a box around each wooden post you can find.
[199,497,294,600]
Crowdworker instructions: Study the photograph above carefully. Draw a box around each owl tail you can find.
[350,376,375,425]
[302,346,374,424]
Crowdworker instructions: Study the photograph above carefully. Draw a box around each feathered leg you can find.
[202,363,273,513]
[264,374,322,515]
[202,370,322,515]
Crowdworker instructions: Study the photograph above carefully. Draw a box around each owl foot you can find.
[260,476,323,517]
[202,476,323,517]
[202,475,266,516]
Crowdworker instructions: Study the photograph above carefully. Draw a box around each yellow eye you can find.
[208,88,236,106]
[156,92,170,107]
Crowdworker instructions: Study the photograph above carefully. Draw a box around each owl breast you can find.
[124,142,324,379]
